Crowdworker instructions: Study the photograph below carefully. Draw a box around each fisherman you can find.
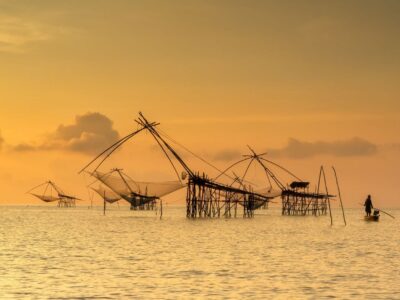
[364,195,373,216]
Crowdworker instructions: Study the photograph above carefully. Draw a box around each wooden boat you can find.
[364,214,379,221]
[365,209,380,221]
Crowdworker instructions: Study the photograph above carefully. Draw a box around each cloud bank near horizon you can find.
[268,137,378,159]
[1,117,384,161]
[11,112,120,155]
[213,137,378,161]
[0,132,4,150]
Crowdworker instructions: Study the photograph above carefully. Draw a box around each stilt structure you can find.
[27,180,81,207]
[186,172,268,218]
[278,166,334,216]
[281,182,329,216]
[135,114,273,218]
[216,146,335,217]
[79,113,274,218]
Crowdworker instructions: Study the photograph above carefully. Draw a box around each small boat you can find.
[364,209,380,222]
[365,215,379,221]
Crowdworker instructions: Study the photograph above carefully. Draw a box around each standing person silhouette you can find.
[364,195,373,216]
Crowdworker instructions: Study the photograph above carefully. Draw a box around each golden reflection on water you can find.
[0,206,399,299]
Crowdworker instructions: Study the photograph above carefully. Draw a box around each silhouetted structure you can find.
[217,147,334,217]
[28,180,80,207]
[80,113,273,218]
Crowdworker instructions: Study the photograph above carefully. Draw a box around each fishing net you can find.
[92,170,185,198]
[28,181,62,203]
[91,185,121,203]
[254,188,282,198]
[28,181,79,203]
[30,194,60,202]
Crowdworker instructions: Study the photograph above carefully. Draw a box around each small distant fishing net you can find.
[28,181,64,202]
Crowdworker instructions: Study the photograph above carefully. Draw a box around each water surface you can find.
[1,206,399,299]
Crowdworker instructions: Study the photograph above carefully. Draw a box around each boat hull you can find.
[364,215,379,222]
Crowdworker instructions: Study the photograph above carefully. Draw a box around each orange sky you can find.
[0,1,399,207]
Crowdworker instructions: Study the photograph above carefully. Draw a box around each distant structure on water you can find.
[214,146,335,217]
[79,112,344,222]
[28,181,81,208]
[80,113,274,218]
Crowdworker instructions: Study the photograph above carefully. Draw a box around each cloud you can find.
[267,137,378,159]
[12,143,36,152]
[380,143,400,152]
[212,149,242,162]
[12,112,120,155]
[0,15,51,53]
[211,137,378,161]
[391,143,400,151]
[0,131,4,150]
[0,6,75,54]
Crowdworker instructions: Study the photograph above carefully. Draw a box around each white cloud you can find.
[212,149,242,162]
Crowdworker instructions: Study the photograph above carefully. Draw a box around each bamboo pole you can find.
[332,166,346,226]
[321,166,333,226]
[103,191,106,216]
[377,209,395,219]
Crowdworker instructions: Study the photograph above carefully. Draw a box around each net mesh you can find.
[91,185,121,203]
[92,170,185,198]
[29,181,79,203]
[30,193,60,202]
[255,188,282,198]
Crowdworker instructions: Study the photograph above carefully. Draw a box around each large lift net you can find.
[91,169,185,207]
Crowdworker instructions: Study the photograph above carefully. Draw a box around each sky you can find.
[0,0,399,207]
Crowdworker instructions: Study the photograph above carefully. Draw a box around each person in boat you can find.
[364,195,373,216]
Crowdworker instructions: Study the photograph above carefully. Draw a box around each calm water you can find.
[0,205,399,299]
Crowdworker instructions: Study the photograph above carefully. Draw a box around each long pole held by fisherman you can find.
[377,208,395,219]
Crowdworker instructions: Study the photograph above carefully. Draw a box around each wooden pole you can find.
[377,209,395,219]
[321,166,333,226]
[332,166,347,226]
[160,199,163,219]
[103,191,106,216]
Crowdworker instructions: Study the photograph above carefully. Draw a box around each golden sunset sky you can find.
[0,1,399,207]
